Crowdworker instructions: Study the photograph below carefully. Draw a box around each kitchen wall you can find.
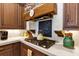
[50,3,63,42]
[26,21,36,30]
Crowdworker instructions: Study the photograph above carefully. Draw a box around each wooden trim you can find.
[23,3,57,21]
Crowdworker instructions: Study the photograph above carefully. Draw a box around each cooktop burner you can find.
[25,37,55,49]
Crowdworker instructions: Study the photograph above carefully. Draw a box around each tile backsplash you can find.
[0,29,25,37]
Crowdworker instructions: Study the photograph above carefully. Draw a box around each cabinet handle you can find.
[0,48,5,51]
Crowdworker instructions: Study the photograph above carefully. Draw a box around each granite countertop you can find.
[0,37,79,56]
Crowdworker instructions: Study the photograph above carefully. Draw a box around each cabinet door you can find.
[0,44,13,56]
[1,3,19,29]
[12,42,20,56]
[63,3,79,29]
[0,4,2,28]
[21,47,28,56]
[21,43,28,56]
[0,3,25,29]
[17,4,26,29]
[0,49,13,56]
[21,43,47,56]
[32,48,47,56]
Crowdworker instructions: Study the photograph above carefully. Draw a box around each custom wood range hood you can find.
[23,3,57,21]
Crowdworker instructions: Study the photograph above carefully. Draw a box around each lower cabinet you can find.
[21,43,47,56]
[0,42,47,56]
[0,42,20,56]
[0,49,13,56]
[21,47,28,56]
[12,42,20,56]
[0,44,13,56]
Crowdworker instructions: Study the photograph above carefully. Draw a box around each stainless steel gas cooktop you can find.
[25,37,55,49]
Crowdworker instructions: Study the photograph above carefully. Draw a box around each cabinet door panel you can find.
[17,4,25,29]
[63,3,79,29]
[12,42,20,56]
[21,43,47,56]
[0,4,2,28]
[2,3,18,28]
[21,47,28,56]
[0,49,13,56]
[77,4,79,26]
[0,44,13,56]
[0,3,25,29]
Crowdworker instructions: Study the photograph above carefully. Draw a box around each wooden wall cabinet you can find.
[21,43,47,56]
[63,3,79,30]
[0,3,25,29]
